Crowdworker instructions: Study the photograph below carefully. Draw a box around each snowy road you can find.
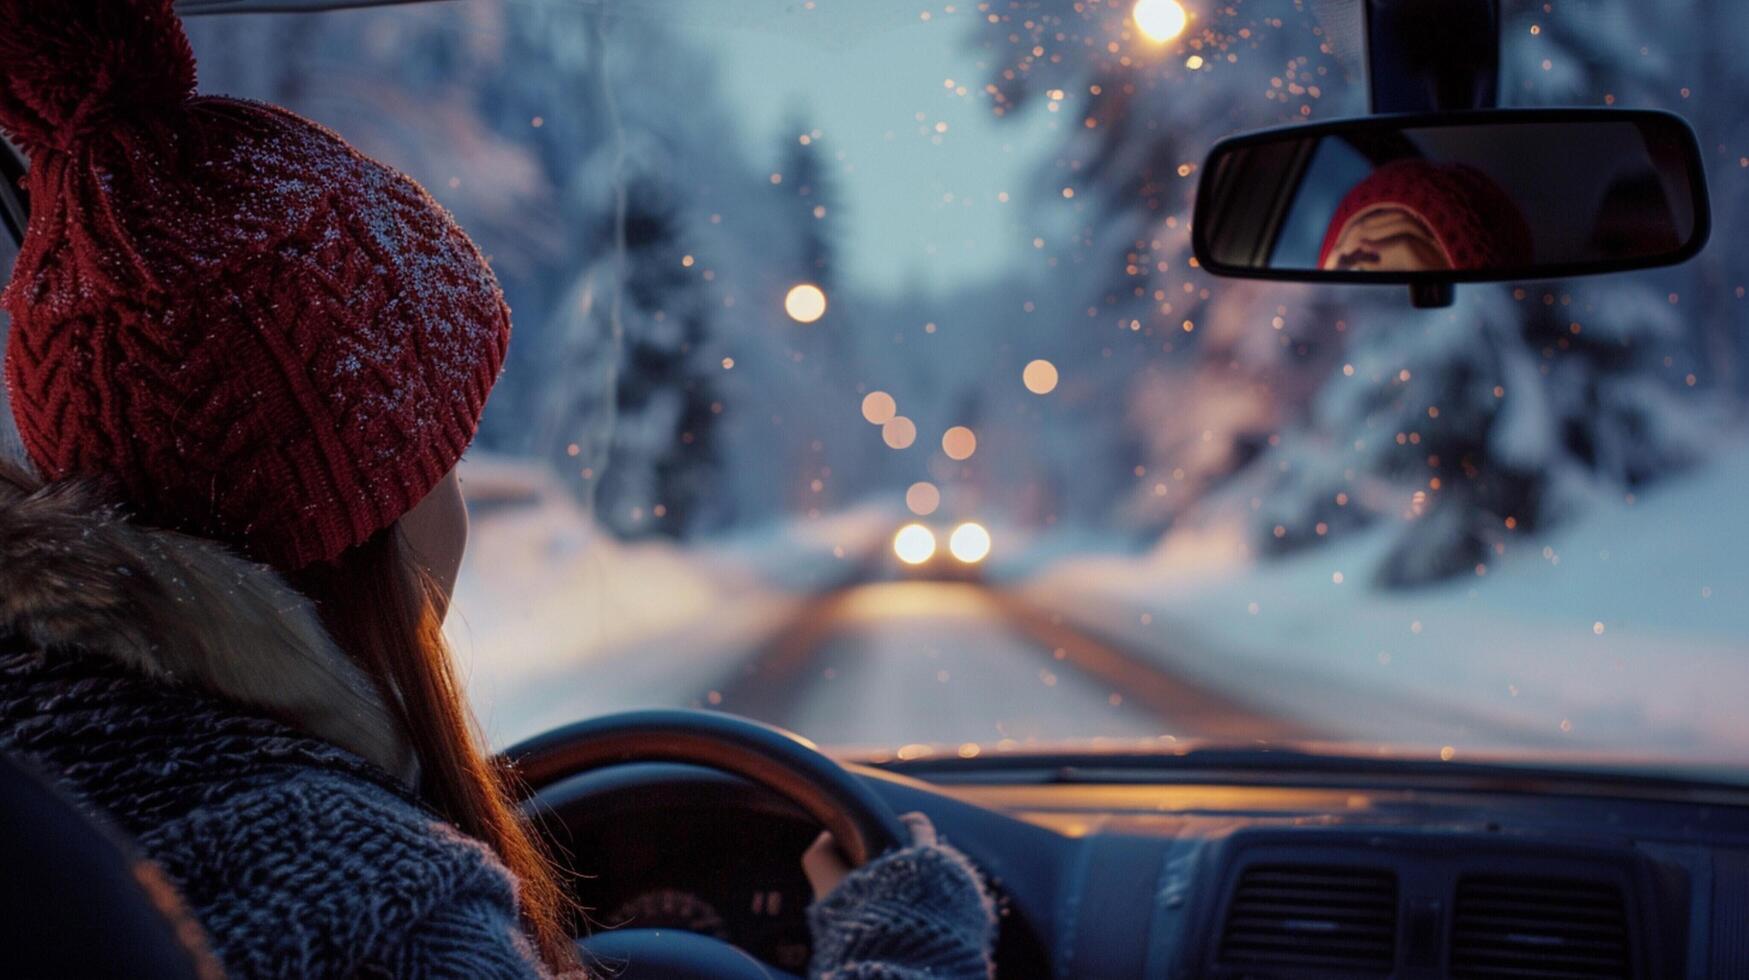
[705,580,1313,751]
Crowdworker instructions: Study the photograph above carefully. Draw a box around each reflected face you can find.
[1321,205,1454,272]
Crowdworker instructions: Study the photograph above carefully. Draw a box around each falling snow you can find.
[63,0,1737,762]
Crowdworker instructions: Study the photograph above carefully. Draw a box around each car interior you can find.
[2,0,1745,978]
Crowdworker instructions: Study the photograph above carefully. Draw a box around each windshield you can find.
[157,0,1749,769]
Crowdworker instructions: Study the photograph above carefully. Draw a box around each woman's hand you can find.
[802,812,938,901]
[802,831,852,900]
[802,812,995,977]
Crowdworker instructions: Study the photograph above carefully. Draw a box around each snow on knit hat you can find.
[0,0,510,571]
[1317,158,1534,272]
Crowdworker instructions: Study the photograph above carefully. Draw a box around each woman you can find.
[0,1,995,977]
[1316,158,1534,273]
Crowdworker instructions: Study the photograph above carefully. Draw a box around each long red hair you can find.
[290,528,580,973]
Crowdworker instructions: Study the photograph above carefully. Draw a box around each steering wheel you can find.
[499,709,910,978]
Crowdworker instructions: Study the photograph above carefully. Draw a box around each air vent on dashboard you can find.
[1217,864,1398,973]
[1451,875,1632,979]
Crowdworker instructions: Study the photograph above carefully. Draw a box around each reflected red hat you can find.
[0,0,510,570]
[1318,158,1534,271]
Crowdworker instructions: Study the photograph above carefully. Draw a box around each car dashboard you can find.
[531,756,1749,978]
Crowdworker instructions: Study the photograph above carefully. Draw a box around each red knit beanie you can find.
[1318,158,1535,271]
[0,0,510,571]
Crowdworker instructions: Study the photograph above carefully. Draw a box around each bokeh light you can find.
[1023,359,1059,395]
[893,523,937,565]
[906,481,941,516]
[941,426,977,460]
[883,416,918,449]
[784,283,828,323]
[861,390,897,424]
[1133,0,1188,43]
[949,522,992,563]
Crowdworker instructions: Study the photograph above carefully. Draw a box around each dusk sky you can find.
[657,1,1072,295]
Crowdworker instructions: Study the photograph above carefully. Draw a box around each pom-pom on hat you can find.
[0,0,511,570]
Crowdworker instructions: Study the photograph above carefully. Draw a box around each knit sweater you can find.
[0,465,996,978]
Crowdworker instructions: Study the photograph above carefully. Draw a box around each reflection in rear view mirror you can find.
[1193,110,1709,284]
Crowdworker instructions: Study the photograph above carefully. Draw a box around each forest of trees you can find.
[968,0,1739,584]
[184,3,861,538]
[146,0,1749,586]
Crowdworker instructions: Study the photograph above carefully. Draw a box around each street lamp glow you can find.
[906,481,941,516]
[861,390,897,425]
[1133,0,1188,43]
[894,523,938,565]
[1023,359,1059,395]
[882,415,918,449]
[949,522,992,564]
[941,425,977,461]
[784,283,828,323]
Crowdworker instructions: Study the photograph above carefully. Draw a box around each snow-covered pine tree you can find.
[547,173,724,540]
[187,4,825,534]
[1686,0,1749,400]
[968,0,1361,534]
[778,114,839,288]
[185,3,589,455]
[970,0,1714,584]
[1342,0,1714,585]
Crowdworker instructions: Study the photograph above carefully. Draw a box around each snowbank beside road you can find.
[1018,443,1749,762]
[445,456,889,748]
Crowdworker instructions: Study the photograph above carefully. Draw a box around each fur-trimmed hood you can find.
[0,462,415,783]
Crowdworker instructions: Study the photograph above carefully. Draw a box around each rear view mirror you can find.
[1192,109,1709,293]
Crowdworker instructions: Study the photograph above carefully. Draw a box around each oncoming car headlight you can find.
[948,522,992,564]
[893,523,937,565]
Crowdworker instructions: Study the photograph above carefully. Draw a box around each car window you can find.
[141,0,1749,769]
